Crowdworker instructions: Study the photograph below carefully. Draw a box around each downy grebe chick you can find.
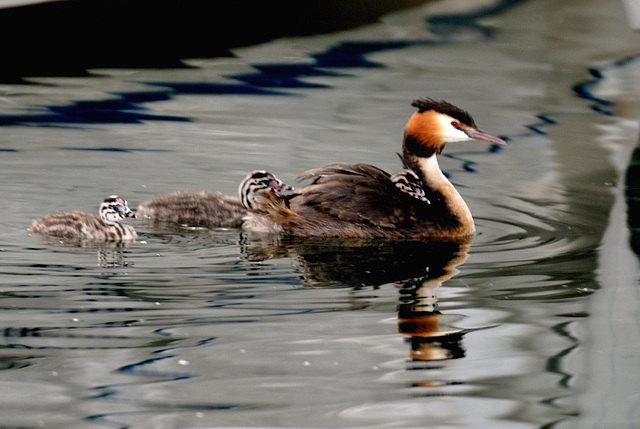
[238,171,293,210]
[243,98,506,239]
[136,170,292,227]
[391,169,430,203]
[30,195,137,241]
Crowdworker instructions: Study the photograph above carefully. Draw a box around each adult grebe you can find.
[136,170,292,227]
[30,195,137,241]
[243,98,506,239]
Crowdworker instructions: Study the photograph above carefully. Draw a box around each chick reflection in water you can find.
[241,236,493,361]
[28,235,134,269]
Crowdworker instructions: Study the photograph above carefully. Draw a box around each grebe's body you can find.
[243,98,505,239]
[30,196,137,241]
[137,171,291,227]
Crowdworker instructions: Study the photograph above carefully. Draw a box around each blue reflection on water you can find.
[573,54,640,116]
[0,0,526,127]
[62,147,172,153]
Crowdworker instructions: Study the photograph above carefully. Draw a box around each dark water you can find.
[1,0,640,428]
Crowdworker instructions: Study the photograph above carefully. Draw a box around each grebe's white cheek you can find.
[436,114,471,143]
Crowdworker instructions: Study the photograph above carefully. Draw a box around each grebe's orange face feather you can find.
[404,110,444,147]
[403,98,506,157]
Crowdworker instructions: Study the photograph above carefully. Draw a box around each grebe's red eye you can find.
[451,121,459,128]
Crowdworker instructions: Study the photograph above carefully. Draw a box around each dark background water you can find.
[0,0,428,80]
[1,0,639,428]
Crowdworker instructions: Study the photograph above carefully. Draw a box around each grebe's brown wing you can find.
[292,163,430,230]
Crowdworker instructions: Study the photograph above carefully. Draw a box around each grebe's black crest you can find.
[411,98,476,128]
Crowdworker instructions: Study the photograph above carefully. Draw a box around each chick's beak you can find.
[270,180,294,193]
[465,128,507,145]
[121,206,136,219]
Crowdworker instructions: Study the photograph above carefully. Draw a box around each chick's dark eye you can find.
[451,121,459,128]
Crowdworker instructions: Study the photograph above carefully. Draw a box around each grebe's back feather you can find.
[248,163,443,239]
[137,191,245,226]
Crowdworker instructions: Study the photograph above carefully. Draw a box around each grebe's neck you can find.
[403,152,474,234]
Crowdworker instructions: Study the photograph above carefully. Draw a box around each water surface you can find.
[1,0,640,428]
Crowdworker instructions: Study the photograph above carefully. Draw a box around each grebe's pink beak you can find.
[465,129,507,145]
